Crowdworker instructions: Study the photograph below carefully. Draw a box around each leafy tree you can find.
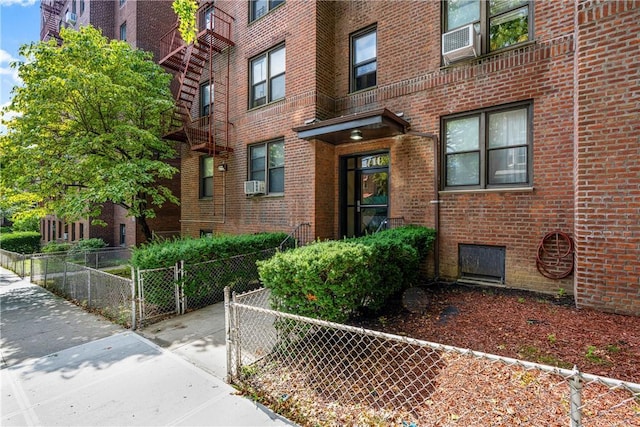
[0,26,178,242]
[0,186,44,231]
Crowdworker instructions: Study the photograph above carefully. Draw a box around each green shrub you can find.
[130,232,287,269]
[42,241,72,253]
[258,241,378,323]
[1,226,13,234]
[0,231,41,253]
[12,216,40,232]
[68,238,107,255]
[258,225,436,322]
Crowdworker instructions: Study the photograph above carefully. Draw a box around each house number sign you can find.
[361,154,389,169]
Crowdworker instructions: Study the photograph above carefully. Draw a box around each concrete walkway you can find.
[0,267,294,426]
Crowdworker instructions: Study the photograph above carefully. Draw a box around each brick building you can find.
[159,0,638,316]
[39,0,181,247]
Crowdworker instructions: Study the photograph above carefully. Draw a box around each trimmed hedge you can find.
[258,225,436,323]
[42,242,73,253]
[0,231,41,254]
[130,232,288,269]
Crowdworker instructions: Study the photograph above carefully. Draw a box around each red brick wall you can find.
[172,1,638,313]
[574,0,640,315]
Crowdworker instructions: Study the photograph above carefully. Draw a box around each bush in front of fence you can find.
[258,226,436,323]
[0,231,41,253]
[130,232,288,269]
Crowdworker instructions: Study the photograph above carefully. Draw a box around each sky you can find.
[0,0,40,126]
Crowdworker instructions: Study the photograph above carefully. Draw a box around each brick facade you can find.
[574,0,640,314]
[169,0,639,315]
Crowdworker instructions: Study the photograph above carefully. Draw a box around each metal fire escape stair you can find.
[40,0,65,42]
[158,3,234,156]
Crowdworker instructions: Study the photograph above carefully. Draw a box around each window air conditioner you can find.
[244,180,265,195]
[442,24,480,65]
[65,11,77,25]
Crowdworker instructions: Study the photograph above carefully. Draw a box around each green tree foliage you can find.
[0,26,177,241]
[0,187,44,232]
[172,0,199,45]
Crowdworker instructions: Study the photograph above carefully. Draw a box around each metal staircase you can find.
[159,2,234,156]
[40,0,65,42]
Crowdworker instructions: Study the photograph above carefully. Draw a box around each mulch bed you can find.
[352,282,640,384]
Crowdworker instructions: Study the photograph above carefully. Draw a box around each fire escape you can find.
[159,2,234,157]
[40,0,65,42]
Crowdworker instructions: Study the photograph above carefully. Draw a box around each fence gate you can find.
[136,265,181,326]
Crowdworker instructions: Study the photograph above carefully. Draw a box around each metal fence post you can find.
[174,262,180,315]
[224,286,232,382]
[131,267,137,330]
[87,268,92,308]
[569,366,583,427]
[137,268,144,326]
[180,260,186,314]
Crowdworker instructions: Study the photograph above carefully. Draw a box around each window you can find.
[444,0,531,55]
[443,102,531,189]
[249,139,284,194]
[80,0,84,15]
[119,224,126,246]
[119,0,126,6]
[200,230,213,238]
[350,26,377,92]
[250,0,284,22]
[71,223,76,241]
[200,156,214,198]
[200,81,214,116]
[72,0,76,14]
[51,221,55,241]
[201,5,214,30]
[250,45,285,108]
[120,22,126,41]
[79,223,84,239]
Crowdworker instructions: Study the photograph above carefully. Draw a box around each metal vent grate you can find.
[459,244,505,283]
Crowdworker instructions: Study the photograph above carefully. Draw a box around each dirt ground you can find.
[352,282,640,384]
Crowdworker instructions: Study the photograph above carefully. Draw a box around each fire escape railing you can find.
[40,0,65,42]
[159,3,234,156]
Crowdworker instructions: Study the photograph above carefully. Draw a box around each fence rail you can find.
[226,287,640,427]
[29,254,135,328]
[135,248,276,327]
[0,248,28,278]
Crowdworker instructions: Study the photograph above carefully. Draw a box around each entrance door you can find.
[341,152,389,237]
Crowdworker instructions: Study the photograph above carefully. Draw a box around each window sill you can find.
[248,97,286,112]
[349,86,378,96]
[440,40,538,69]
[439,186,534,195]
[247,193,284,199]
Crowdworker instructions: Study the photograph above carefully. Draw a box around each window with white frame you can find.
[200,156,213,198]
[249,139,284,194]
[250,0,284,22]
[250,44,285,108]
[350,25,377,92]
[443,0,531,55]
[443,102,532,189]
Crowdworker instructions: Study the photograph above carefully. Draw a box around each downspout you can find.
[407,131,440,280]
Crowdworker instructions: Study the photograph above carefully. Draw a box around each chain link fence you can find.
[227,288,640,427]
[30,253,135,328]
[135,248,276,327]
[0,248,28,278]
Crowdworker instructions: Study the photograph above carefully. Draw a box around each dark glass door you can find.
[342,152,389,237]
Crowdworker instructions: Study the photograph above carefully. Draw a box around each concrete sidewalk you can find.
[0,268,294,426]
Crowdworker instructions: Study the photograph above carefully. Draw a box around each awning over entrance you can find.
[292,108,410,145]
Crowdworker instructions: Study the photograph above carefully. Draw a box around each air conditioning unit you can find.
[244,180,265,195]
[65,11,77,25]
[442,24,480,65]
